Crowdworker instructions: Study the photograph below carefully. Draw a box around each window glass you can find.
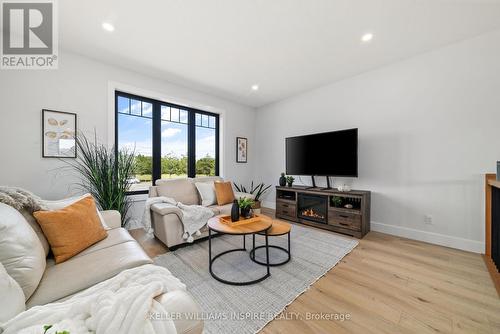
[196,113,216,176]
[161,121,188,178]
[202,114,209,127]
[142,102,152,118]
[118,96,130,114]
[130,99,142,116]
[118,113,152,192]
[209,116,216,128]
[179,109,188,124]
[171,108,179,122]
[116,93,219,192]
[161,106,170,121]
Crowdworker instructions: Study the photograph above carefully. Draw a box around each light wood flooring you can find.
[130,208,500,334]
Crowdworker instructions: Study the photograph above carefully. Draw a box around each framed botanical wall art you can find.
[236,137,247,163]
[42,109,77,158]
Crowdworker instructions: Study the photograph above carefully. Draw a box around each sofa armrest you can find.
[100,210,122,229]
[234,192,255,200]
[155,290,203,334]
[151,203,183,219]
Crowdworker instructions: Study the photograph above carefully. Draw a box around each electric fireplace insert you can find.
[298,193,328,224]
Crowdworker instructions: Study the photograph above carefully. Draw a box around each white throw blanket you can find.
[0,186,47,213]
[0,265,185,334]
[141,197,214,242]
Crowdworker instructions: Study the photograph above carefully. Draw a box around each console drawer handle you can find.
[339,222,350,226]
[282,204,289,208]
[339,215,349,218]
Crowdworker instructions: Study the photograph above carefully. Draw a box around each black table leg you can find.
[208,227,212,267]
[265,230,270,275]
[288,231,291,253]
[243,234,246,250]
[252,233,256,261]
[249,231,291,266]
[209,230,271,286]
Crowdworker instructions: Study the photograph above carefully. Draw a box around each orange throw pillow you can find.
[33,196,107,264]
[214,181,235,205]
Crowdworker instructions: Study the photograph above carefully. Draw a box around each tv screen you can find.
[286,128,358,177]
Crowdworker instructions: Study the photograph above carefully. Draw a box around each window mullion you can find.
[215,115,220,176]
[187,111,196,178]
[152,102,162,184]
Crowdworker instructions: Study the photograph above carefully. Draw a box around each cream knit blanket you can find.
[0,265,185,334]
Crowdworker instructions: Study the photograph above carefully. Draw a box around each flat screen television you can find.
[286,128,358,177]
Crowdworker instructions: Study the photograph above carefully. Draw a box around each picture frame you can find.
[42,109,77,158]
[236,137,248,163]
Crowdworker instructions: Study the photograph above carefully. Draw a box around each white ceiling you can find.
[60,0,500,107]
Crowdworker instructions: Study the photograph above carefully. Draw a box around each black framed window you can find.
[116,91,219,194]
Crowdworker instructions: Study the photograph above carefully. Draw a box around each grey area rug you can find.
[154,224,358,334]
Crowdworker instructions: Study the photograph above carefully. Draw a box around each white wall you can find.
[255,30,500,253]
[0,51,256,224]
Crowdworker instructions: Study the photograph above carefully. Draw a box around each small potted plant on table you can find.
[286,176,295,187]
[238,197,255,219]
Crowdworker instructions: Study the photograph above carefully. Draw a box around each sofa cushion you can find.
[194,181,216,206]
[0,203,46,300]
[26,241,153,307]
[193,176,223,183]
[73,228,134,258]
[156,179,199,205]
[0,263,25,322]
[100,210,122,229]
[214,181,235,205]
[33,196,108,264]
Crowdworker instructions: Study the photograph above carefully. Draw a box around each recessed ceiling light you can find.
[102,22,115,32]
[361,33,374,43]
[251,84,259,91]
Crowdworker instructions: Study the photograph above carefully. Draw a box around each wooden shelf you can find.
[276,198,296,204]
[329,206,362,215]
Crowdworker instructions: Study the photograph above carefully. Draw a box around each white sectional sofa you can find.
[0,202,203,334]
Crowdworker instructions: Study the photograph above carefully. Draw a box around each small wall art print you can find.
[236,137,247,163]
[42,109,77,158]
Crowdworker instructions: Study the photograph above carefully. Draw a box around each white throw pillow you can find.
[194,182,217,206]
[0,203,46,300]
[0,262,25,322]
[41,194,110,230]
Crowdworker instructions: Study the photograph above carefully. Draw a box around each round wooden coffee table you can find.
[250,220,292,266]
[208,215,272,285]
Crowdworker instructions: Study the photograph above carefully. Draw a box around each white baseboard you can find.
[371,221,484,254]
[262,201,484,253]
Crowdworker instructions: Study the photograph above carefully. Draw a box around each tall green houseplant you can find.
[66,132,135,226]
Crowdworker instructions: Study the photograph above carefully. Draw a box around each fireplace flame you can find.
[301,209,325,219]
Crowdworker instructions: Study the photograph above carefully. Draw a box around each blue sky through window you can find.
[119,113,215,159]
